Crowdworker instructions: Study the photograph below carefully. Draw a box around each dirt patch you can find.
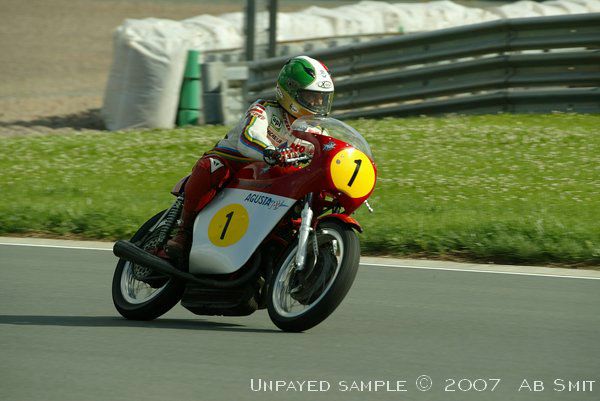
[0,0,352,137]
[0,0,249,136]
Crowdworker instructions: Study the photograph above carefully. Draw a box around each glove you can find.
[263,147,300,166]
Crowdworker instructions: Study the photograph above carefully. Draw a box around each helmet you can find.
[275,56,334,118]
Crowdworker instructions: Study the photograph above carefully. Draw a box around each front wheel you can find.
[267,220,360,332]
[112,210,185,321]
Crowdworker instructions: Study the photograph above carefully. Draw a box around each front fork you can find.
[294,196,373,272]
[295,193,318,272]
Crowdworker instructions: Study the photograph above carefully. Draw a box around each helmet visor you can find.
[296,89,333,116]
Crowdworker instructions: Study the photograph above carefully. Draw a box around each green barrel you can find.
[177,50,201,126]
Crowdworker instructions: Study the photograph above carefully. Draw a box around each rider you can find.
[166,55,335,258]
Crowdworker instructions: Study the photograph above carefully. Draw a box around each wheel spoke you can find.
[272,228,345,318]
[120,234,171,305]
[123,263,168,305]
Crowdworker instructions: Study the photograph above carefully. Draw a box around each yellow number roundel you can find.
[207,204,249,247]
[330,148,375,199]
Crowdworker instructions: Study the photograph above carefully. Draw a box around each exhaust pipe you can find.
[113,240,260,288]
[113,240,193,281]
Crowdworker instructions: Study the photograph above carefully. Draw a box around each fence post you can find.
[201,62,226,124]
[245,0,278,61]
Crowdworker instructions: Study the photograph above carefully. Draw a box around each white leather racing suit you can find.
[206,99,314,162]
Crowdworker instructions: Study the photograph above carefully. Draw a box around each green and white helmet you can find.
[275,56,334,118]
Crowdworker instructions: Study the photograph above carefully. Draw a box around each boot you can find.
[166,209,195,260]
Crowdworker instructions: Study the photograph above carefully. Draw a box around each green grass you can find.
[1,114,599,266]
[352,114,600,265]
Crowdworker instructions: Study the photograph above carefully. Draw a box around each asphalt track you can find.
[1,239,599,401]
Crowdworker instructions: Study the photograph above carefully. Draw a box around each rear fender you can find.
[318,214,363,233]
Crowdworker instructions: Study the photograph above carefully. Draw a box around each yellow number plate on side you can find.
[207,204,250,247]
[330,148,375,199]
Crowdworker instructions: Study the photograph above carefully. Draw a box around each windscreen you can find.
[291,117,373,160]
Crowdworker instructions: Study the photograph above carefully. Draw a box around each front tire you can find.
[112,210,185,321]
[267,220,360,332]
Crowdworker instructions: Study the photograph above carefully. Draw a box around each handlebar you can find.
[264,146,314,167]
[283,153,312,165]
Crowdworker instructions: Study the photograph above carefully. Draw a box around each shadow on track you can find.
[0,109,105,130]
[0,314,280,333]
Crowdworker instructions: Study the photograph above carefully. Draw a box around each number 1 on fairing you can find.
[220,211,234,240]
[348,159,362,187]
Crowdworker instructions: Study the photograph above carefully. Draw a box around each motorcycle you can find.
[112,116,377,332]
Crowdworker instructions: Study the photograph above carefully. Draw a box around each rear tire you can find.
[112,211,185,321]
[267,220,360,332]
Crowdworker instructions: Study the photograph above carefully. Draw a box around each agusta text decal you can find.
[244,193,290,210]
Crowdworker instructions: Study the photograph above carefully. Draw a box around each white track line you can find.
[0,242,113,251]
[361,262,600,281]
[1,241,599,281]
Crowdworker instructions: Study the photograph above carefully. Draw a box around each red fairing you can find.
[230,131,329,199]
[217,129,376,221]
[323,143,377,216]
[230,131,375,209]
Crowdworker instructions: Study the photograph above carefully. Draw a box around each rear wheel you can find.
[267,220,360,332]
[112,211,184,320]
